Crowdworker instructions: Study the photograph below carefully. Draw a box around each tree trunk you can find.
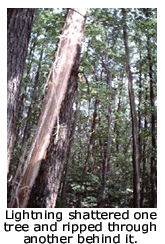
[27,47,81,208]
[141,84,148,207]
[97,68,112,206]
[83,98,99,175]
[9,49,44,193]
[138,48,142,184]
[143,8,157,208]
[7,8,35,174]
[60,105,79,204]
[10,8,88,208]
[122,8,141,208]
[148,38,157,208]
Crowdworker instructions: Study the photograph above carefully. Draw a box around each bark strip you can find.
[11,8,88,208]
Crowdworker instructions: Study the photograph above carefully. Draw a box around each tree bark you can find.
[138,47,142,185]
[97,68,112,206]
[141,81,148,207]
[60,105,79,204]
[27,47,81,208]
[9,49,44,195]
[10,8,88,208]
[83,98,99,175]
[7,8,35,174]
[144,8,157,208]
[122,8,141,208]
[147,37,157,208]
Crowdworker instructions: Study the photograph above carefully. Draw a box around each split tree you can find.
[7,8,157,208]
[9,8,88,208]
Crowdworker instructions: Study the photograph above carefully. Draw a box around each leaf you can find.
[95,35,102,42]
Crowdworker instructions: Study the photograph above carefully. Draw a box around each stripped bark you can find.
[27,47,81,208]
[10,8,88,208]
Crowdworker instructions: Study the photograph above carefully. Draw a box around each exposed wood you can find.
[27,47,81,207]
[11,8,88,208]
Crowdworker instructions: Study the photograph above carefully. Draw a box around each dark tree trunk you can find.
[7,8,35,174]
[143,9,157,208]
[141,87,148,207]
[122,8,141,208]
[9,49,44,190]
[138,48,142,184]
[60,105,79,204]
[10,40,38,158]
[148,39,157,208]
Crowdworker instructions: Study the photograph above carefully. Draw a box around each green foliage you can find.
[8,8,157,208]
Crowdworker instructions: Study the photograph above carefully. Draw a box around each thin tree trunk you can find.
[141,106,148,206]
[9,40,38,165]
[83,98,99,176]
[19,49,44,155]
[10,8,88,208]
[138,48,142,185]
[122,8,141,208]
[77,98,99,208]
[148,39,157,208]
[98,70,112,206]
[142,9,157,208]
[7,8,35,174]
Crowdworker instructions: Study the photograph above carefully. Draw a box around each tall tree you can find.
[10,8,88,208]
[122,8,141,207]
[27,47,82,208]
[8,8,157,208]
[144,9,157,207]
[7,8,35,174]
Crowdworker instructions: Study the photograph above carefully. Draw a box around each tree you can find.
[7,8,35,174]
[144,9,157,207]
[10,8,88,208]
[8,8,157,208]
[122,8,141,208]
[60,104,79,204]
[27,47,82,208]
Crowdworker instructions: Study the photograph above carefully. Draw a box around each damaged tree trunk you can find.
[10,8,88,208]
[27,48,81,208]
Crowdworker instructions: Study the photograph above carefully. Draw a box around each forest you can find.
[7,8,157,208]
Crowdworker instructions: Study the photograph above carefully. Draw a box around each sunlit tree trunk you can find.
[141,80,148,207]
[10,8,88,208]
[7,8,35,174]
[27,48,81,207]
[83,98,99,175]
[122,8,141,208]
